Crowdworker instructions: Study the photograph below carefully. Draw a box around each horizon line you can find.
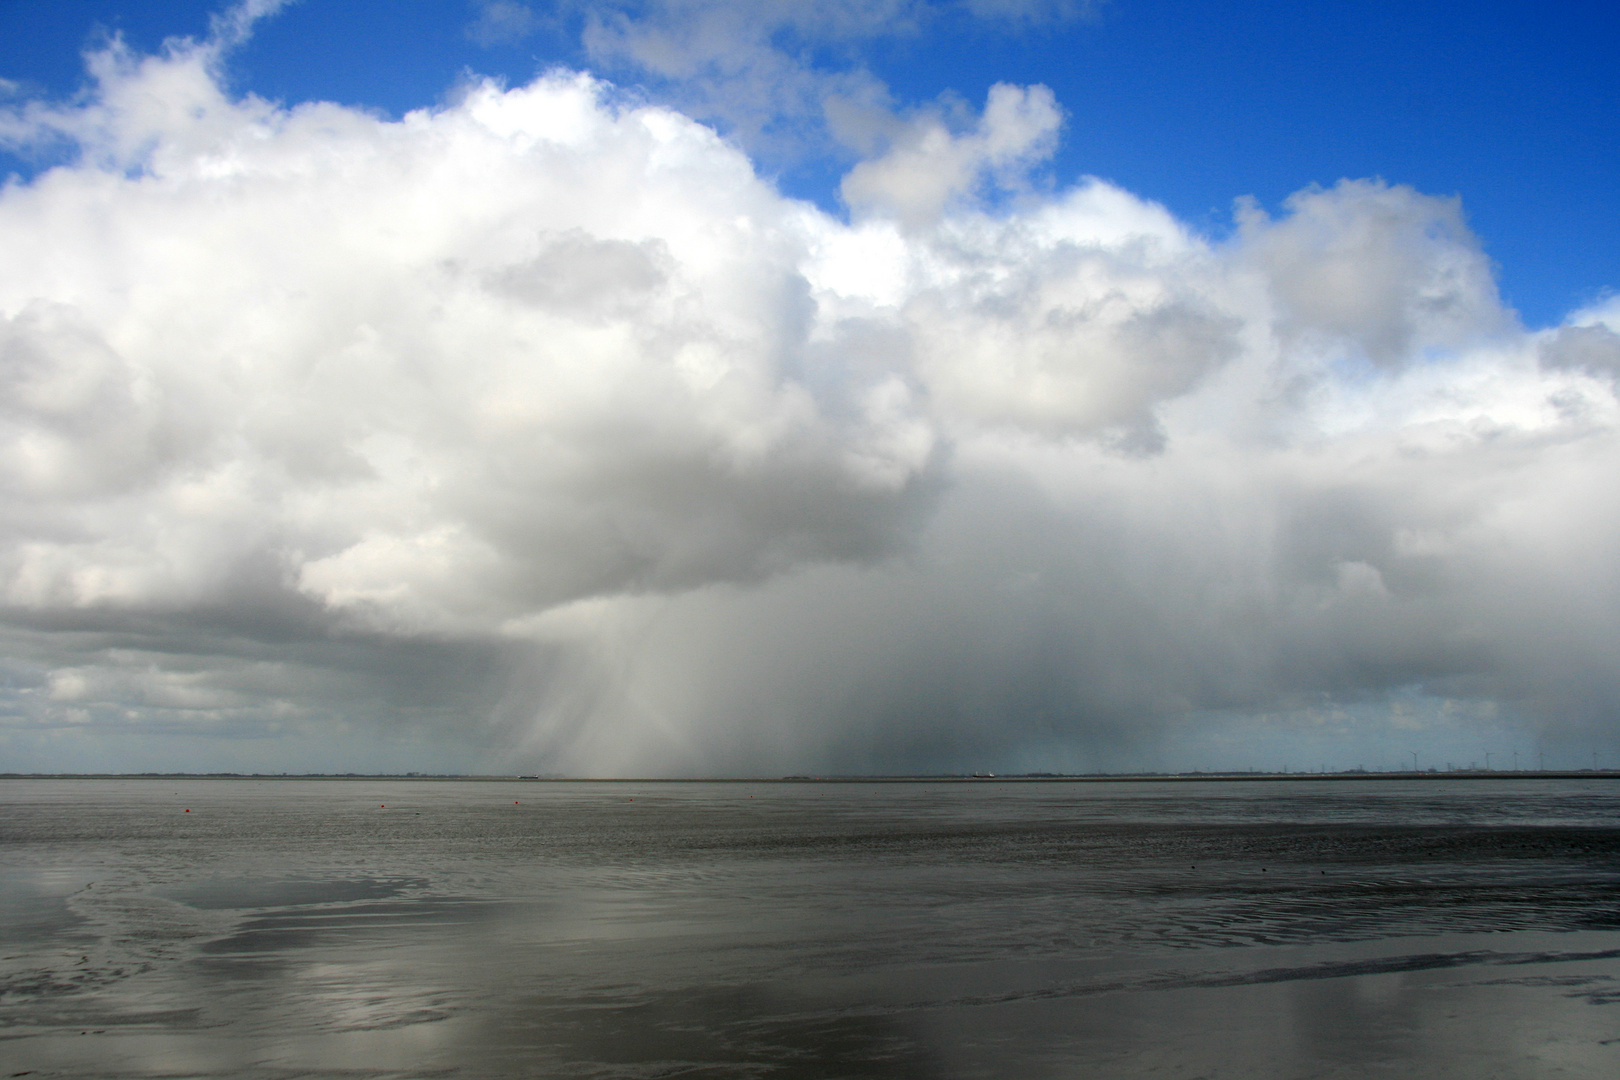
[4,770,1617,782]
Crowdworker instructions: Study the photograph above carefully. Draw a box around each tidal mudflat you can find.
[2,777,1618,1078]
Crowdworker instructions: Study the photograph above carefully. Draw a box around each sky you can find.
[0,0,1617,775]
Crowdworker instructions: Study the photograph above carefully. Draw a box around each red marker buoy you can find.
[380,804,385,808]
[184,809,190,813]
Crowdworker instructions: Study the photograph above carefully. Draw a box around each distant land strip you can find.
[2,771,1618,782]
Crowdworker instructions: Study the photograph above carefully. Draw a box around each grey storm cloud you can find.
[1,7,1617,774]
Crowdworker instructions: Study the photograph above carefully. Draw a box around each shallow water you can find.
[2,777,1618,1078]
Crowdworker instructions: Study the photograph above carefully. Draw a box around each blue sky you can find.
[4,0,1615,328]
[1,2,1618,775]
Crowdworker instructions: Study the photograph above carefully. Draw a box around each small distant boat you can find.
[971,772,995,779]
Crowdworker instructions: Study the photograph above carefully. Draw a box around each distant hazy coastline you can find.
[5,770,1617,782]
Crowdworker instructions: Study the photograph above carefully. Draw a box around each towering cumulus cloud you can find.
[1,9,1617,774]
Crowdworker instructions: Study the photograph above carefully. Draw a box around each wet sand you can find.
[3,778,1618,1077]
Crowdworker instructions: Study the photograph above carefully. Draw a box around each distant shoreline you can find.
[3,771,1617,782]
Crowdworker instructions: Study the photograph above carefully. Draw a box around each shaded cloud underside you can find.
[1,9,1618,773]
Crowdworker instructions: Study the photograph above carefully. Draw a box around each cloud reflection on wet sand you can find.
[2,778,1618,1077]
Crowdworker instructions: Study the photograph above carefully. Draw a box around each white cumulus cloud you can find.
[1,10,1618,774]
